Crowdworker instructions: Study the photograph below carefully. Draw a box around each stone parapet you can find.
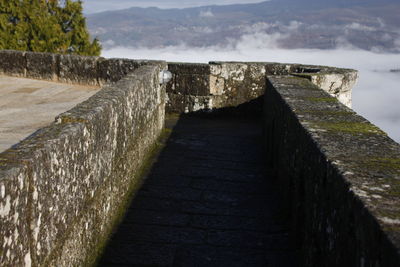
[0,50,163,86]
[264,75,400,266]
[0,63,167,266]
[166,61,357,113]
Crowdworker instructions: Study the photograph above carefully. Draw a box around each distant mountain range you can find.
[87,0,400,52]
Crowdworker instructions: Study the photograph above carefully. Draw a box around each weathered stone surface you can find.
[0,50,26,77]
[166,61,357,114]
[168,63,210,75]
[166,62,267,113]
[25,52,58,81]
[58,54,100,85]
[292,67,358,108]
[97,58,164,85]
[176,74,210,96]
[0,166,31,266]
[166,93,186,113]
[264,75,400,266]
[0,50,168,87]
[167,63,210,96]
[1,49,392,266]
[0,63,167,266]
[210,62,266,106]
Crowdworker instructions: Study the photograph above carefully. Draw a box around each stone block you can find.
[264,63,289,75]
[25,51,58,81]
[0,50,26,76]
[58,54,100,85]
[210,62,266,107]
[166,93,186,113]
[210,75,225,95]
[98,58,142,84]
[168,63,210,75]
[98,58,165,85]
[172,74,210,96]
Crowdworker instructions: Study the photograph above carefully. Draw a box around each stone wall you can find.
[0,50,163,86]
[166,61,357,113]
[2,50,381,266]
[0,61,167,266]
[264,75,400,266]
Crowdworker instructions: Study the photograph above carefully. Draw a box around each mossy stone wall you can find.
[264,75,400,266]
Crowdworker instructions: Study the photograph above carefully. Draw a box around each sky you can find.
[83,0,265,14]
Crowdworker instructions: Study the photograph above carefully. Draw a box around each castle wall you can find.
[166,61,357,113]
[0,51,167,266]
[0,50,163,86]
[264,75,400,266]
[4,49,400,266]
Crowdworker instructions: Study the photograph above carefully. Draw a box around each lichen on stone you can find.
[312,121,387,135]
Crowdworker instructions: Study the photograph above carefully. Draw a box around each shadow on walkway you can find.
[98,113,297,267]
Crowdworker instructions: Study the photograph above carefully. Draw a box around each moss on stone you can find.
[306,97,338,103]
[285,76,315,87]
[364,158,400,174]
[59,116,89,125]
[314,121,387,135]
[299,110,354,116]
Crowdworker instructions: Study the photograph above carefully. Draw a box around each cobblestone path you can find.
[99,115,297,267]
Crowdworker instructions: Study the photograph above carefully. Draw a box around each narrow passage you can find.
[99,114,297,267]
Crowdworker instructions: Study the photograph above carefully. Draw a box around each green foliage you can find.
[0,0,101,56]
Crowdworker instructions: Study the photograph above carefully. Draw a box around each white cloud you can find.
[242,22,272,33]
[335,36,358,50]
[382,33,392,42]
[235,32,288,49]
[286,21,302,31]
[395,38,400,50]
[193,26,214,34]
[102,34,400,143]
[199,10,214,18]
[377,18,386,28]
[103,39,116,47]
[345,23,376,32]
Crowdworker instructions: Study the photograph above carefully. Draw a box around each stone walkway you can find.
[0,75,99,152]
[99,115,297,267]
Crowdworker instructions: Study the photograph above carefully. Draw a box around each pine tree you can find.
[0,0,101,56]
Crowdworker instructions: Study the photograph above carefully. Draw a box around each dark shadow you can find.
[97,99,298,267]
[186,95,264,119]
